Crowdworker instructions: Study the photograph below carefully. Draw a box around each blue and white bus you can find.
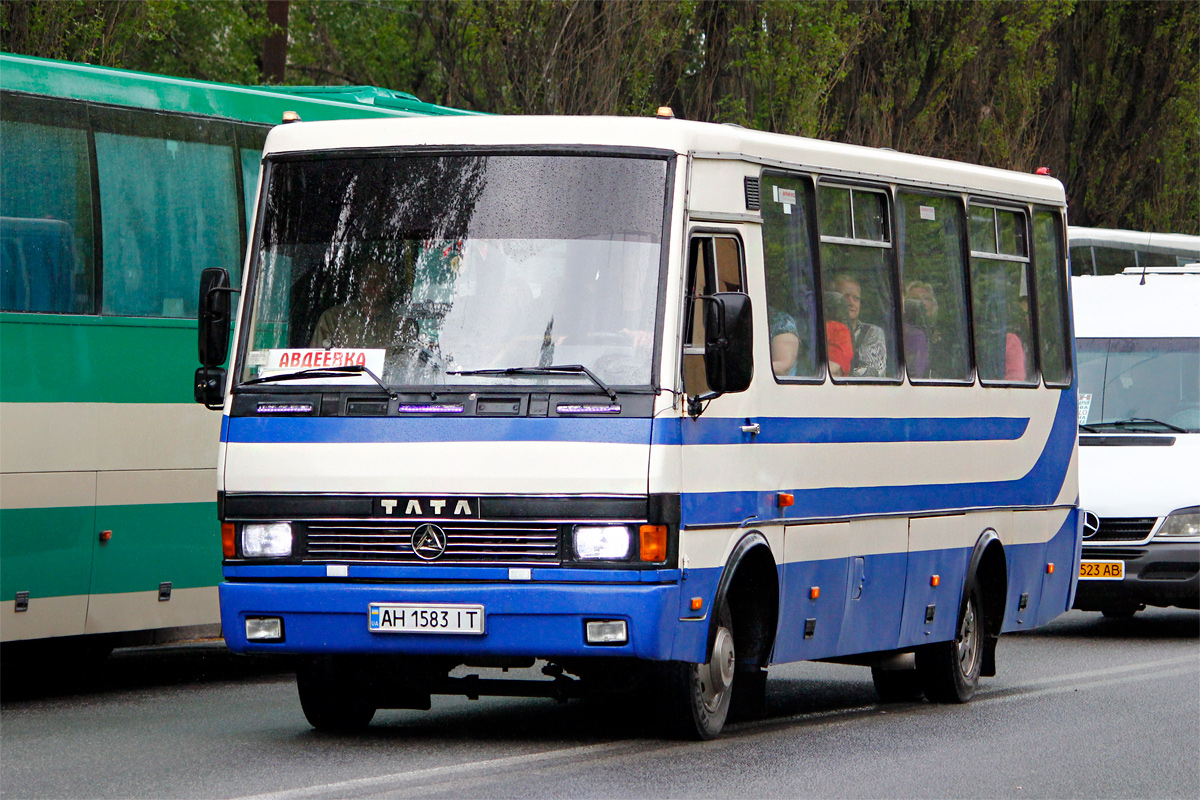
[197,113,1081,739]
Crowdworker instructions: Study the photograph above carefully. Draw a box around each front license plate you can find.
[1079,560,1125,580]
[368,603,485,634]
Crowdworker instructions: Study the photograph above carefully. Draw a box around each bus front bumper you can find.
[219,579,700,661]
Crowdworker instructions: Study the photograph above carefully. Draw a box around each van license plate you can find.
[1078,561,1125,580]
[368,603,485,634]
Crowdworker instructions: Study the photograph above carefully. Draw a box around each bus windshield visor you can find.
[241,153,669,390]
[1077,337,1200,433]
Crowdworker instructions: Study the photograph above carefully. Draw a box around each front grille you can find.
[304,521,560,565]
[1089,517,1157,542]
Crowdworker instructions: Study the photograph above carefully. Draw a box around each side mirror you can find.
[703,292,753,394]
[194,366,226,410]
[198,267,232,369]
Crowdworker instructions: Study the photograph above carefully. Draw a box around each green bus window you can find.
[761,173,820,380]
[241,147,262,241]
[1033,209,1071,386]
[97,132,240,318]
[896,192,971,382]
[0,116,94,314]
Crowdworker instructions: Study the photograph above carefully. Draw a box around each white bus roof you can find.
[262,115,1067,205]
[1072,271,1200,338]
[1068,226,1200,254]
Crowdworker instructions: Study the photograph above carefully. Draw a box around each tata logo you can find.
[411,523,448,560]
[376,497,479,519]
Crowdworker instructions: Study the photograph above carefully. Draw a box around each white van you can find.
[1072,250,1200,617]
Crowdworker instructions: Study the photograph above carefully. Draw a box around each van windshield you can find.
[1077,337,1200,433]
[240,152,669,390]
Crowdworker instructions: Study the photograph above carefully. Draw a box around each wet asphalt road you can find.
[2,608,1197,800]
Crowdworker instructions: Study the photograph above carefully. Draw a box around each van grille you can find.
[303,521,560,565]
[1088,517,1158,543]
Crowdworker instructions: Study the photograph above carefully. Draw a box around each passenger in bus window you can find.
[1004,297,1031,381]
[311,256,415,349]
[769,308,800,376]
[833,274,886,377]
[903,298,930,379]
[823,291,853,377]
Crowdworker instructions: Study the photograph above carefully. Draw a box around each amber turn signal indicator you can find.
[809,586,820,600]
[690,597,703,611]
[639,525,667,562]
[1047,563,1055,574]
[222,522,236,558]
[777,492,794,508]
[931,574,940,587]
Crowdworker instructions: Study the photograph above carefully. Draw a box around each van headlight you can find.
[573,525,633,560]
[242,522,293,557]
[1156,507,1200,538]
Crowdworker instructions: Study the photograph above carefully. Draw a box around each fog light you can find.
[242,522,293,557]
[245,616,284,642]
[585,619,628,645]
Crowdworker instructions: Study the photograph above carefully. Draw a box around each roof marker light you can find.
[1035,166,1051,175]
[281,110,301,123]
[656,106,675,119]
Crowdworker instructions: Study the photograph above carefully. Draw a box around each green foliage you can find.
[1,0,1196,233]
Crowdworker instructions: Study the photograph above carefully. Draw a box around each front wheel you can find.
[916,585,984,703]
[662,603,735,740]
[297,656,377,732]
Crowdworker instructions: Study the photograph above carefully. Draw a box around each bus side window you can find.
[93,107,242,319]
[1033,208,1072,386]
[760,172,821,380]
[969,204,1037,385]
[0,94,95,314]
[817,184,900,380]
[683,234,744,395]
[896,191,972,382]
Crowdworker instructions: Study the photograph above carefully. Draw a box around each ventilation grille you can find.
[1089,517,1157,542]
[744,176,761,211]
[304,521,560,565]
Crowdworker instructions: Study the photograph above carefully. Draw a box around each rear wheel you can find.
[297,656,376,732]
[917,585,984,703]
[662,603,735,740]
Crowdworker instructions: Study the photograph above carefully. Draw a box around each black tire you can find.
[917,585,984,703]
[662,602,735,740]
[871,666,924,703]
[728,666,768,721]
[297,657,376,732]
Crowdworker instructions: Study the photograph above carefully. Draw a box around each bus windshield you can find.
[241,152,668,390]
[1077,337,1200,433]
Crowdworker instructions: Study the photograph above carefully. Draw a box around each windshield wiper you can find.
[242,364,392,395]
[1083,417,1187,433]
[1078,423,1100,433]
[446,364,617,401]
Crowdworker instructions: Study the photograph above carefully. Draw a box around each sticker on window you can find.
[1078,393,1092,425]
[920,205,936,221]
[263,348,385,378]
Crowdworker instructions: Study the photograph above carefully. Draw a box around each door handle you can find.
[740,423,760,435]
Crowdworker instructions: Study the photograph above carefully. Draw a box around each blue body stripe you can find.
[680,389,1076,524]
[223,411,1031,447]
[223,415,654,445]
[651,414,1029,446]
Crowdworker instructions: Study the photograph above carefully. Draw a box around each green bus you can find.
[0,53,467,654]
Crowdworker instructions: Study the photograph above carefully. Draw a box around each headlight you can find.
[1157,507,1200,538]
[573,525,632,560]
[242,522,293,557]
